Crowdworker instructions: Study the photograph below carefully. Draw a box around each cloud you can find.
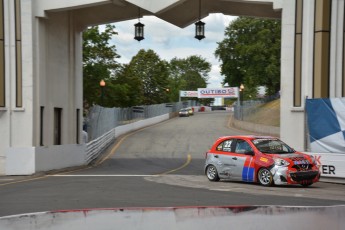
[111,14,237,88]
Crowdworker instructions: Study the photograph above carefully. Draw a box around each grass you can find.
[245,99,280,127]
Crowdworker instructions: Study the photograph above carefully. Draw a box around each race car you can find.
[204,135,320,186]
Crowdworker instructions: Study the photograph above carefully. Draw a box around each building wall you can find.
[0,0,35,174]
[2,0,85,175]
[36,10,83,146]
[281,0,345,151]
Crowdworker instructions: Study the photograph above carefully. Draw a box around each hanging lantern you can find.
[195,20,205,40]
[134,7,144,42]
[134,22,144,41]
[195,0,205,40]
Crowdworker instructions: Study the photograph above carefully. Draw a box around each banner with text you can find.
[179,91,198,98]
[198,88,239,98]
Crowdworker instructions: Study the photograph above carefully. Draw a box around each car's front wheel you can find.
[257,168,273,186]
[206,165,220,182]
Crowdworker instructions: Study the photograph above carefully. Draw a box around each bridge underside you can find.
[39,0,281,29]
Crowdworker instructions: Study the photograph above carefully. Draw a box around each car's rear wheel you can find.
[257,168,273,186]
[206,165,220,182]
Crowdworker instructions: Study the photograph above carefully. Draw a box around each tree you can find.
[83,24,121,109]
[168,55,211,102]
[127,49,170,105]
[112,64,143,107]
[215,17,281,99]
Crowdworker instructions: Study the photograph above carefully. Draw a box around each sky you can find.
[110,14,237,88]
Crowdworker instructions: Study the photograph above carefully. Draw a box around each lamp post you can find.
[239,84,244,120]
[240,83,244,106]
[100,79,106,106]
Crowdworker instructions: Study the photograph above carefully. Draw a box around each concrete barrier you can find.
[0,206,344,230]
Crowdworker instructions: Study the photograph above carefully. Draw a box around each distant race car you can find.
[204,135,320,187]
[179,108,190,117]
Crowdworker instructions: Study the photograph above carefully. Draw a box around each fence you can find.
[84,101,197,164]
[233,99,280,126]
[85,100,196,141]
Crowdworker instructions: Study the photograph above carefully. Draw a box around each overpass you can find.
[0,0,343,175]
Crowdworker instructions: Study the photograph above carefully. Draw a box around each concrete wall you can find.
[279,0,306,151]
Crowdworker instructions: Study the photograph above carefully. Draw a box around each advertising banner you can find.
[304,152,345,178]
[305,98,345,153]
[198,88,239,98]
[179,91,198,98]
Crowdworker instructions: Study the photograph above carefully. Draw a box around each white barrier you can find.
[6,144,86,175]
[0,206,344,230]
[85,114,170,164]
[305,152,345,179]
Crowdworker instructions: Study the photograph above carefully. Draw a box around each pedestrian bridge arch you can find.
[0,0,342,175]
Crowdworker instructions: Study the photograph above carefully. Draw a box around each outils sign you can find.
[198,88,239,98]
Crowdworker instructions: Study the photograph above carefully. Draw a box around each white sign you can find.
[198,88,239,98]
[180,91,198,98]
[304,152,345,179]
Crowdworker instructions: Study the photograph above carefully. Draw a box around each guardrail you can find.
[85,113,171,164]
[85,128,116,164]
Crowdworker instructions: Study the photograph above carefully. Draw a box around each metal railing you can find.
[84,100,197,142]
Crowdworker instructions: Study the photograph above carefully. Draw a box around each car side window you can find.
[235,139,253,154]
[216,139,233,152]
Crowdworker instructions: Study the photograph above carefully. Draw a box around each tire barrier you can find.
[0,205,344,230]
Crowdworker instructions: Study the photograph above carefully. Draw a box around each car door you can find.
[214,138,237,179]
[231,139,255,182]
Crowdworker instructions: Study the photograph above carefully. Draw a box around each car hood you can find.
[269,153,310,164]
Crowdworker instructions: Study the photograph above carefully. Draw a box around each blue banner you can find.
[305,98,345,153]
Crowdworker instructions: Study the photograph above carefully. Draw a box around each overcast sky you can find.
[111,14,237,88]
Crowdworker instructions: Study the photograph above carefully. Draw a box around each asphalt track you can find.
[0,111,345,217]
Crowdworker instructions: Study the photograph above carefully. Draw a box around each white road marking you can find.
[51,174,160,177]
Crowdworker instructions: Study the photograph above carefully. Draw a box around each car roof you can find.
[216,135,278,141]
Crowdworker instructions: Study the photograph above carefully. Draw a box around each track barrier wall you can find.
[0,206,344,230]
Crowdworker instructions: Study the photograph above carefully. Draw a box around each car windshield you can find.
[251,139,295,154]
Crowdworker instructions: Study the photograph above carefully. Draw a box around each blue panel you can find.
[242,167,254,182]
[306,98,341,142]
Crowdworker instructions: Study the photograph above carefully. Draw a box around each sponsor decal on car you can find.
[260,157,268,163]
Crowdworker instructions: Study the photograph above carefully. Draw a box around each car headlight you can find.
[274,158,290,166]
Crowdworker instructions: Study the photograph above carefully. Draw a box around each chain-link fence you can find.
[84,100,197,141]
[234,98,280,126]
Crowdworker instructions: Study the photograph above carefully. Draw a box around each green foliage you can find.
[83,24,212,109]
[126,49,170,105]
[83,24,121,109]
[215,17,281,99]
[168,56,211,102]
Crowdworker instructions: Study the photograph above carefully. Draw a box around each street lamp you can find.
[240,83,244,105]
[100,79,106,106]
[239,83,244,120]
